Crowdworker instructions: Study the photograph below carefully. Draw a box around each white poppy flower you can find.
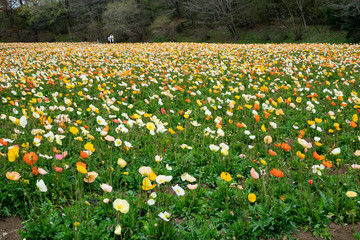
[36,179,48,192]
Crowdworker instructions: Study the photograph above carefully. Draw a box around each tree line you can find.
[1,0,359,43]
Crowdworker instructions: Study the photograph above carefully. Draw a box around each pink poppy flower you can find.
[250,168,259,180]
[187,183,198,190]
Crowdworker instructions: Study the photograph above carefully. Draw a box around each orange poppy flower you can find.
[76,162,87,168]
[281,143,291,151]
[34,135,43,140]
[0,138,8,146]
[350,121,357,128]
[270,168,284,178]
[313,151,325,160]
[6,171,21,181]
[275,143,282,147]
[32,166,39,175]
[255,115,260,122]
[298,130,305,139]
[269,149,277,156]
[24,152,38,165]
[81,151,89,159]
[237,122,243,128]
[322,160,332,168]
[263,111,271,118]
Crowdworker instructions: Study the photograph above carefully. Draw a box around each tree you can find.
[0,0,22,40]
[102,0,150,42]
[331,0,360,42]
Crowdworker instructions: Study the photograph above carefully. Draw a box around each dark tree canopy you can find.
[0,0,359,42]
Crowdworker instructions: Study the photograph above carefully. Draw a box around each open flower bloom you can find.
[354,150,360,157]
[142,177,156,190]
[100,183,113,192]
[158,211,171,221]
[269,149,277,156]
[77,164,87,174]
[351,164,360,169]
[36,179,48,192]
[297,151,305,159]
[346,191,357,198]
[331,148,341,155]
[322,160,332,169]
[264,135,272,144]
[114,224,121,235]
[24,152,38,165]
[6,171,21,181]
[220,147,229,156]
[248,193,256,202]
[147,199,155,205]
[281,142,291,151]
[38,167,48,175]
[181,173,196,182]
[8,146,19,162]
[270,168,284,178]
[313,151,325,161]
[155,155,163,162]
[84,172,98,183]
[312,164,325,175]
[155,175,172,184]
[117,158,127,168]
[84,142,95,152]
[187,183,198,190]
[138,166,156,180]
[209,144,220,152]
[113,199,129,213]
[250,168,259,179]
[220,172,232,181]
[172,184,185,196]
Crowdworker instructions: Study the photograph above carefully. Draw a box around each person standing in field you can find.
[110,34,114,43]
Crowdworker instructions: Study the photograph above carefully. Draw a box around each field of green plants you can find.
[1,42,360,239]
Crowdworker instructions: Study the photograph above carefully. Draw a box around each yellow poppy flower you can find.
[248,193,256,202]
[220,172,232,181]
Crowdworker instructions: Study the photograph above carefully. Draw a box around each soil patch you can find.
[292,222,360,240]
[0,216,22,240]
[326,164,350,176]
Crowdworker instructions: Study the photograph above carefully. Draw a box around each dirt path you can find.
[0,216,22,240]
[293,222,360,240]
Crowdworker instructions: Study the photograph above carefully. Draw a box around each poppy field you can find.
[1,42,360,239]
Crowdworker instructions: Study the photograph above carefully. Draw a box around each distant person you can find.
[110,34,114,43]
[107,35,111,43]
